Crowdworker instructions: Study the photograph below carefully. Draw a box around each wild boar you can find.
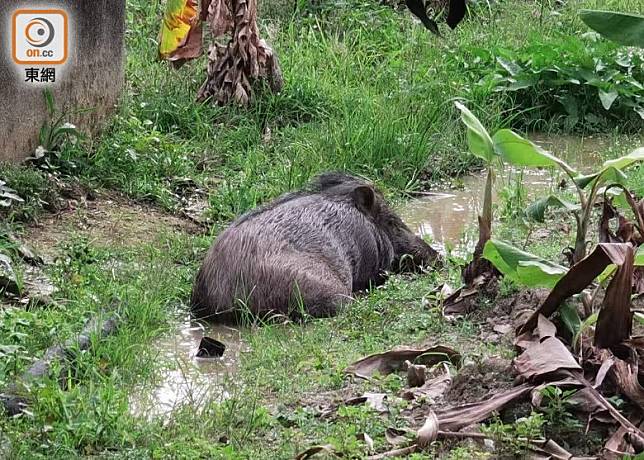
[191,172,439,322]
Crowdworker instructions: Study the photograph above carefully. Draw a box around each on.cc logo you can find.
[12,9,68,65]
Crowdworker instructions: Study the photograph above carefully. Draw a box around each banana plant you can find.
[527,147,644,264]
[456,102,644,267]
[453,102,498,284]
[158,0,283,105]
[454,102,578,281]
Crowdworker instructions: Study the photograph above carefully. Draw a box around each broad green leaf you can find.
[454,102,495,163]
[515,261,570,285]
[575,166,628,189]
[492,130,576,175]
[560,303,582,338]
[527,195,581,222]
[603,147,644,170]
[580,10,644,48]
[575,148,644,189]
[159,0,201,60]
[483,239,568,288]
[599,89,618,110]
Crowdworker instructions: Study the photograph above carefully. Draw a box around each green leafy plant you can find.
[35,89,84,169]
[482,412,545,458]
[457,102,643,265]
[580,10,644,48]
[454,101,497,284]
[462,36,644,130]
[540,386,583,437]
[0,163,57,221]
[0,180,24,209]
[527,147,644,263]
[453,102,588,280]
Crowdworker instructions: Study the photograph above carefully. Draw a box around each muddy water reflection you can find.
[399,135,608,247]
[130,318,247,418]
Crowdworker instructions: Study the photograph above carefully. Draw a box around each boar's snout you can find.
[382,214,440,272]
[394,237,441,273]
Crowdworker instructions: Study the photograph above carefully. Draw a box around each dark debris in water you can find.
[196,336,226,358]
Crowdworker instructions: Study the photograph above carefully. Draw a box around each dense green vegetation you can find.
[5,0,643,222]
[0,0,643,458]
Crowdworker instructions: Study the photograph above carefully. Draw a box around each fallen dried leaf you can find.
[295,444,341,460]
[609,351,644,412]
[570,372,644,447]
[345,346,461,380]
[528,438,589,459]
[434,383,534,431]
[416,410,439,447]
[385,427,411,446]
[345,392,389,413]
[366,445,417,460]
[604,431,633,458]
[493,323,514,335]
[514,336,582,381]
[603,422,639,459]
[405,360,426,388]
[400,366,452,402]
[442,285,480,316]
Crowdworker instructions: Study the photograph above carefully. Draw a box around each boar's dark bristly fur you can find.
[191,172,439,323]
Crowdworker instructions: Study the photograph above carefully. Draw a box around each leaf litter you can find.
[298,224,644,458]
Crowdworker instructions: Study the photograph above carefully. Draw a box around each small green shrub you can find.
[454,35,644,132]
[540,386,583,439]
[482,412,545,458]
[0,164,57,221]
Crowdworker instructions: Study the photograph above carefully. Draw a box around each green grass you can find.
[0,0,643,458]
[45,0,642,214]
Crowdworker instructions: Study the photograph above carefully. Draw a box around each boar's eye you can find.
[383,214,403,229]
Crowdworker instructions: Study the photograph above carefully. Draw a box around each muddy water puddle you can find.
[130,317,248,418]
[399,134,608,248]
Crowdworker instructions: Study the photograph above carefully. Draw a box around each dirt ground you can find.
[24,193,202,259]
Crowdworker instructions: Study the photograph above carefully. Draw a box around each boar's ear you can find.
[352,185,376,214]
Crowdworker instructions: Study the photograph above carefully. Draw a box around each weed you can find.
[497,276,519,298]
[0,164,56,222]
[482,412,545,458]
[540,386,584,439]
[35,90,85,169]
